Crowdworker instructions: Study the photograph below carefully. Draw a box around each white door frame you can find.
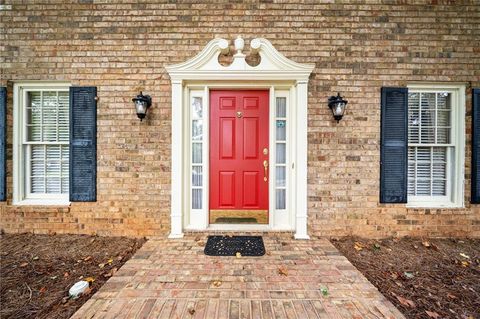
[166,37,314,239]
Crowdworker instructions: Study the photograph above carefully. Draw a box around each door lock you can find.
[263,148,268,155]
[236,111,243,118]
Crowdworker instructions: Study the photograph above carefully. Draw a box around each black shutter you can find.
[0,87,6,201]
[69,87,97,202]
[380,87,408,203]
[472,88,480,204]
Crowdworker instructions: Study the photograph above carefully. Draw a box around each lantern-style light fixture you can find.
[132,91,152,121]
[328,93,348,123]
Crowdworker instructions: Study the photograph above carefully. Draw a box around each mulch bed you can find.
[332,237,480,319]
[0,232,146,319]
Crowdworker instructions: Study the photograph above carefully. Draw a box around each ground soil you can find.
[332,237,480,319]
[0,232,146,319]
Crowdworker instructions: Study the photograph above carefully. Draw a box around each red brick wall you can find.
[1,0,479,238]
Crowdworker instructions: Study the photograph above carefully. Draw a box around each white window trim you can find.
[13,82,71,206]
[166,37,314,239]
[406,83,466,208]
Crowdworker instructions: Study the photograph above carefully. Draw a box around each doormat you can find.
[204,235,265,256]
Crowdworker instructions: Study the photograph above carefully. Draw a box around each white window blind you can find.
[25,90,69,196]
[408,92,452,197]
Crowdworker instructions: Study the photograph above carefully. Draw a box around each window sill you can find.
[13,199,71,206]
[406,203,463,209]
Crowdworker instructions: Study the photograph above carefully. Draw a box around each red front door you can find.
[209,90,269,224]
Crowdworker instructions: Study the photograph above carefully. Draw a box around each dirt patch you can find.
[0,232,145,319]
[332,237,480,319]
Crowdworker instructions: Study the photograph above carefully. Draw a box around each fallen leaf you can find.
[460,253,470,259]
[84,256,92,262]
[82,287,92,296]
[107,259,113,264]
[461,261,470,267]
[390,272,399,280]
[85,277,95,283]
[19,262,28,268]
[90,238,95,243]
[98,263,105,269]
[39,287,47,293]
[188,307,196,315]
[236,252,242,258]
[212,280,222,287]
[413,245,419,249]
[422,241,431,248]
[373,243,381,250]
[425,310,441,318]
[50,276,58,280]
[396,296,416,308]
[32,256,39,260]
[354,242,365,251]
[447,293,457,299]
[64,272,69,278]
[278,267,288,276]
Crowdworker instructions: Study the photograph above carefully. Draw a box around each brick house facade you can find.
[0,1,479,238]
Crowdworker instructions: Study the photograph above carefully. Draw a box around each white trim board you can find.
[166,37,314,239]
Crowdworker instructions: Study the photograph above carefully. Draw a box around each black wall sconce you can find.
[132,91,152,121]
[328,93,348,123]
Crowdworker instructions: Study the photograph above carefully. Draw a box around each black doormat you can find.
[204,235,265,256]
[214,217,258,224]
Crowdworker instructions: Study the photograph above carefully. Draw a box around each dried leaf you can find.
[390,272,399,280]
[39,287,47,293]
[460,253,470,259]
[354,242,365,251]
[107,259,113,264]
[422,241,431,248]
[83,256,92,262]
[98,263,105,269]
[19,262,28,268]
[461,261,470,267]
[278,267,288,276]
[32,256,39,260]
[82,287,92,296]
[425,310,440,318]
[236,252,242,258]
[396,296,416,308]
[64,272,69,278]
[85,277,95,283]
[212,280,222,287]
[447,293,457,299]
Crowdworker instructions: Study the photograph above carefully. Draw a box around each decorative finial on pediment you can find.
[234,36,245,55]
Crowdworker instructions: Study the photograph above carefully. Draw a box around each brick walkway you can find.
[71,234,405,319]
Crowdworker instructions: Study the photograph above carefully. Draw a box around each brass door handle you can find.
[263,160,268,182]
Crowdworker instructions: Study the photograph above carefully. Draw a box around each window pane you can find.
[192,166,203,187]
[192,97,202,119]
[276,97,286,117]
[276,166,286,187]
[276,189,286,209]
[192,143,202,164]
[420,127,435,143]
[192,189,202,209]
[192,120,203,141]
[276,143,286,164]
[276,120,286,141]
[437,92,451,110]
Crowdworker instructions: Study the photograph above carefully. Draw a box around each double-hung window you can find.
[407,85,465,207]
[14,83,70,204]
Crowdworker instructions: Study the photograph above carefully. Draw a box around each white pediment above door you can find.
[165,36,315,81]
